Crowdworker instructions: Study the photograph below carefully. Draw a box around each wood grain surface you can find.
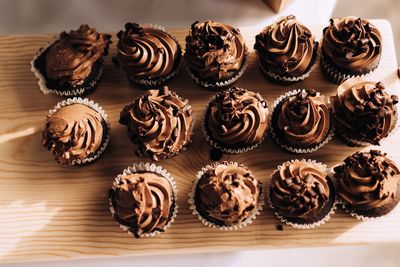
[0,20,399,264]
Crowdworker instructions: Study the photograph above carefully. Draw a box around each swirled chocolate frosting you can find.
[270,161,333,221]
[120,86,194,160]
[322,17,382,74]
[185,20,246,82]
[42,103,105,165]
[273,89,331,148]
[254,15,317,76]
[45,24,111,86]
[334,150,400,214]
[330,79,398,145]
[115,23,181,79]
[110,171,174,238]
[205,87,269,149]
[195,162,261,226]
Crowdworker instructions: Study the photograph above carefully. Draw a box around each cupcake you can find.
[189,161,263,229]
[31,24,111,96]
[330,78,398,146]
[321,17,382,84]
[119,86,194,160]
[270,89,332,153]
[254,15,318,84]
[185,20,248,89]
[269,159,336,228]
[203,86,269,153]
[42,98,110,165]
[334,150,400,220]
[114,23,182,88]
[109,162,178,238]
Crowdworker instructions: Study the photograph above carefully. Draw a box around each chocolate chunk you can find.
[276,224,284,231]
[210,148,223,161]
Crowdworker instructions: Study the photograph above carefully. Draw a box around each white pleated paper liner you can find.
[46,97,111,165]
[185,46,249,90]
[202,91,269,154]
[332,146,400,221]
[115,23,183,88]
[267,159,337,229]
[257,45,319,84]
[319,53,379,85]
[269,89,334,154]
[188,161,264,231]
[31,36,105,97]
[109,162,178,238]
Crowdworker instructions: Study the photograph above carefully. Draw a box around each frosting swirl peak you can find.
[254,15,317,76]
[42,103,105,165]
[330,78,398,145]
[322,17,382,74]
[334,150,400,213]
[120,86,194,160]
[205,87,269,149]
[110,171,174,238]
[185,20,246,82]
[116,23,181,79]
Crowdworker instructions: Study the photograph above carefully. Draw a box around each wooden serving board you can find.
[0,20,399,264]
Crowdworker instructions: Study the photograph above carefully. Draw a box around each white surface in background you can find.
[2,1,399,267]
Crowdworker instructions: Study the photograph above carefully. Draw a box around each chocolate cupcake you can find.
[189,161,263,230]
[185,20,248,89]
[109,162,178,238]
[330,78,398,146]
[270,89,333,153]
[334,150,400,220]
[114,23,182,88]
[120,86,194,160]
[321,17,382,84]
[31,24,111,96]
[254,15,319,84]
[203,87,269,153]
[42,98,110,165]
[269,159,336,228]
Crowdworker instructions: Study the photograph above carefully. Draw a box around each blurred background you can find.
[1,0,399,266]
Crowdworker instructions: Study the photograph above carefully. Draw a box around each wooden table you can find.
[0,20,399,264]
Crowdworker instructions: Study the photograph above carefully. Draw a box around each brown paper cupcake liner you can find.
[333,146,400,221]
[31,37,105,97]
[109,162,178,238]
[47,97,111,165]
[202,93,268,154]
[320,54,377,85]
[258,49,319,84]
[117,23,182,88]
[269,89,334,154]
[188,161,264,230]
[268,159,336,229]
[185,46,249,90]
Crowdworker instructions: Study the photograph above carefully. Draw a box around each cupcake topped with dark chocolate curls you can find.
[254,15,318,83]
[330,78,398,146]
[334,150,400,219]
[269,160,335,228]
[114,23,182,87]
[120,86,194,160]
[204,87,269,153]
[270,89,332,153]
[321,17,382,84]
[185,20,247,88]
[192,161,262,228]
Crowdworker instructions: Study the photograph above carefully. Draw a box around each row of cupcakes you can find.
[41,78,398,165]
[31,15,383,96]
[108,148,400,238]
